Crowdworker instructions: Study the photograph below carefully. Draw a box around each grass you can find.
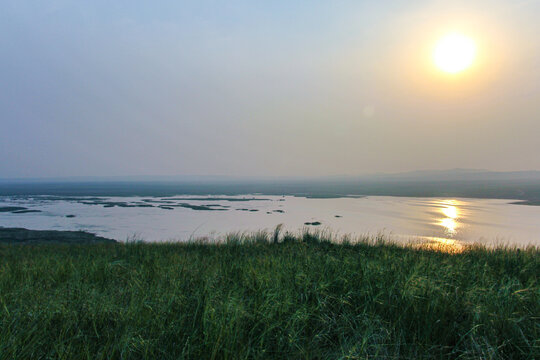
[0,231,538,359]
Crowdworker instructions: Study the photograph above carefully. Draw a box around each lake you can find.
[1,195,539,248]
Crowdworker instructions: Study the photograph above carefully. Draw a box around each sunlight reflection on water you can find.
[437,200,461,237]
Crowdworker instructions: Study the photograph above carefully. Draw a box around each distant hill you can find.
[0,169,539,201]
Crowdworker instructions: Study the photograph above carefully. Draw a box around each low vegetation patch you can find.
[0,232,537,359]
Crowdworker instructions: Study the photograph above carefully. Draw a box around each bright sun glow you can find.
[433,33,476,74]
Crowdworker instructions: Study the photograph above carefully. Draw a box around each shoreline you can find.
[0,227,116,244]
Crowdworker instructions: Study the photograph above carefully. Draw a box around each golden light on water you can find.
[441,205,458,219]
[417,200,466,253]
[433,33,476,74]
[437,200,461,236]
[440,218,458,235]
[408,200,468,253]
[419,236,464,254]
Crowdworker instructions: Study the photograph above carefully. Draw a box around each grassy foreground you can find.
[0,233,538,359]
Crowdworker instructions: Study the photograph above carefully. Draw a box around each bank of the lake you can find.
[0,232,537,359]
[0,227,116,244]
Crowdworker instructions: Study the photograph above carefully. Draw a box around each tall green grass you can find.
[0,232,538,359]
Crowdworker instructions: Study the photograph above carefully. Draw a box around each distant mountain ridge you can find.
[0,169,539,201]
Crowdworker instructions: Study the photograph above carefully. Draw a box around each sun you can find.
[433,33,476,74]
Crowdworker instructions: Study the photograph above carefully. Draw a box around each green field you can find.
[0,233,538,359]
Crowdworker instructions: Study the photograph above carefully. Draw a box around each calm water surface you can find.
[1,195,539,247]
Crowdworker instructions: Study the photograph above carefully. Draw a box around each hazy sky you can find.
[1,0,539,178]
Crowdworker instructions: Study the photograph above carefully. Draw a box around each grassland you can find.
[0,232,538,359]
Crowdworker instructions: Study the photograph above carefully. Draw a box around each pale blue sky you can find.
[1,0,539,178]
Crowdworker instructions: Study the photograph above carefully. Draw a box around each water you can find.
[1,195,539,247]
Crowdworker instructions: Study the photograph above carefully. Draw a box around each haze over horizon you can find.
[3,168,540,183]
[2,0,539,178]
